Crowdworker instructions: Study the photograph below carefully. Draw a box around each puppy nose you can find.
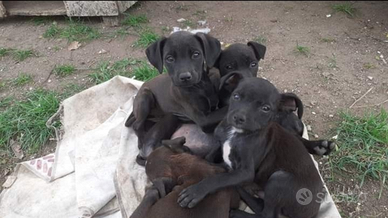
[179,72,192,81]
[233,114,246,124]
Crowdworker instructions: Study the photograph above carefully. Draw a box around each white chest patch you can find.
[222,127,243,168]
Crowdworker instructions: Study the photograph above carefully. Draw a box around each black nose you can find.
[179,72,192,82]
[136,154,147,166]
[233,114,246,125]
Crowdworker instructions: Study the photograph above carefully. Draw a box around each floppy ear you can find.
[247,41,266,61]
[279,93,304,119]
[161,137,192,154]
[219,72,244,92]
[146,37,167,73]
[195,32,221,68]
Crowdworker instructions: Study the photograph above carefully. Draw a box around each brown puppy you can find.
[130,137,240,218]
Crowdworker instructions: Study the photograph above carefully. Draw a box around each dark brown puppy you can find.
[125,31,227,164]
[130,137,240,218]
[178,78,324,218]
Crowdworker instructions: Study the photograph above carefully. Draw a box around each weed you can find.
[161,26,170,34]
[134,29,160,48]
[89,58,138,84]
[132,62,161,81]
[193,10,206,19]
[330,109,388,198]
[225,17,233,22]
[328,55,337,69]
[31,17,52,26]
[12,49,34,61]
[0,48,12,57]
[121,14,148,27]
[12,74,33,86]
[0,89,60,153]
[44,20,100,42]
[253,36,267,44]
[332,2,357,17]
[175,4,189,11]
[363,63,376,69]
[54,64,76,77]
[115,27,129,38]
[182,19,194,28]
[321,37,336,43]
[295,43,310,57]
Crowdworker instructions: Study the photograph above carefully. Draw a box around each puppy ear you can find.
[162,137,191,154]
[247,41,266,61]
[279,93,304,119]
[219,72,244,92]
[195,33,221,68]
[146,37,167,73]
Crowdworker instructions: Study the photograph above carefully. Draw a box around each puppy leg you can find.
[237,186,264,214]
[300,137,336,156]
[130,185,160,218]
[152,177,176,198]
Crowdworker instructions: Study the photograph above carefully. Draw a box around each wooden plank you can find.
[0,1,7,18]
[2,1,66,16]
[64,1,119,17]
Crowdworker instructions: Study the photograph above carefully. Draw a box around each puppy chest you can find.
[222,135,239,169]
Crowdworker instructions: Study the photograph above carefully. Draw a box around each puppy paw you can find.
[177,184,207,208]
[230,209,249,218]
[313,140,336,156]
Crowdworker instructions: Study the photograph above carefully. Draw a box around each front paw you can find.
[314,140,336,156]
[177,184,207,208]
[230,209,249,218]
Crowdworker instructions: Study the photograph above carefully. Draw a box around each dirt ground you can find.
[0,1,387,217]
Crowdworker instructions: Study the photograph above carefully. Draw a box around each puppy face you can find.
[217,42,266,78]
[227,78,279,132]
[146,31,221,87]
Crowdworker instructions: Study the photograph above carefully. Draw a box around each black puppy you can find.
[177,77,324,218]
[215,42,334,155]
[125,31,227,164]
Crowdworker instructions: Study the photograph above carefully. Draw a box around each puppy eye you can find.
[233,93,240,100]
[226,65,233,70]
[262,105,271,112]
[166,55,175,63]
[250,62,257,68]
[192,51,200,59]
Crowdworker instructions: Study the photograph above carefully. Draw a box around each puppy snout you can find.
[179,72,192,82]
[233,114,246,125]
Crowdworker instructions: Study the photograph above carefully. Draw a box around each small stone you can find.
[306,125,312,131]
[312,111,316,115]
[314,134,319,138]
[29,87,33,91]
[367,76,373,80]
[98,49,107,54]
[329,114,334,118]
[326,14,331,18]
[177,18,186,23]
[197,20,207,26]
[48,79,52,83]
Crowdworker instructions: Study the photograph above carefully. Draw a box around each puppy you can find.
[125,31,227,164]
[130,137,239,218]
[177,77,324,218]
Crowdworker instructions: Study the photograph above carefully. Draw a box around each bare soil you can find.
[0,1,387,217]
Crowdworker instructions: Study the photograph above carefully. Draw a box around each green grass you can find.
[328,55,337,69]
[88,58,139,84]
[330,109,388,198]
[54,64,76,77]
[225,17,233,22]
[332,2,357,17]
[295,43,310,57]
[12,73,33,86]
[134,29,160,48]
[12,49,34,61]
[44,20,100,42]
[193,10,207,19]
[253,36,267,44]
[181,19,194,28]
[31,17,52,26]
[0,89,61,153]
[321,37,336,43]
[132,62,160,81]
[121,14,148,27]
[0,48,12,57]
[363,63,376,69]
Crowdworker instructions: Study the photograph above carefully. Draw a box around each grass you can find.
[121,14,148,27]
[181,19,194,28]
[12,74,33,86]
[363,63,376,69]
[332,2,357,17]
[330,109,388,198]
[88,58,139,84]
[0,48,12,57]
[54,64,76,77]
[0,89,61,153]
[328,55,337,69]
[31,17,52,26]
[253,36,267,44]
[225,17,233,22]
[295,43,310,57]
[132,62,161,81]
[193,10,206,19]
[44,20,100,42]
[134,29,160,48]
[321,37,336,43]
[0,48,35,61]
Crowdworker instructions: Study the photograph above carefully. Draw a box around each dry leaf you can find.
[68,41,81,51]
[10,140,24,159]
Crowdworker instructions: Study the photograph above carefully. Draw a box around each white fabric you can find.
[0,76,341,218]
